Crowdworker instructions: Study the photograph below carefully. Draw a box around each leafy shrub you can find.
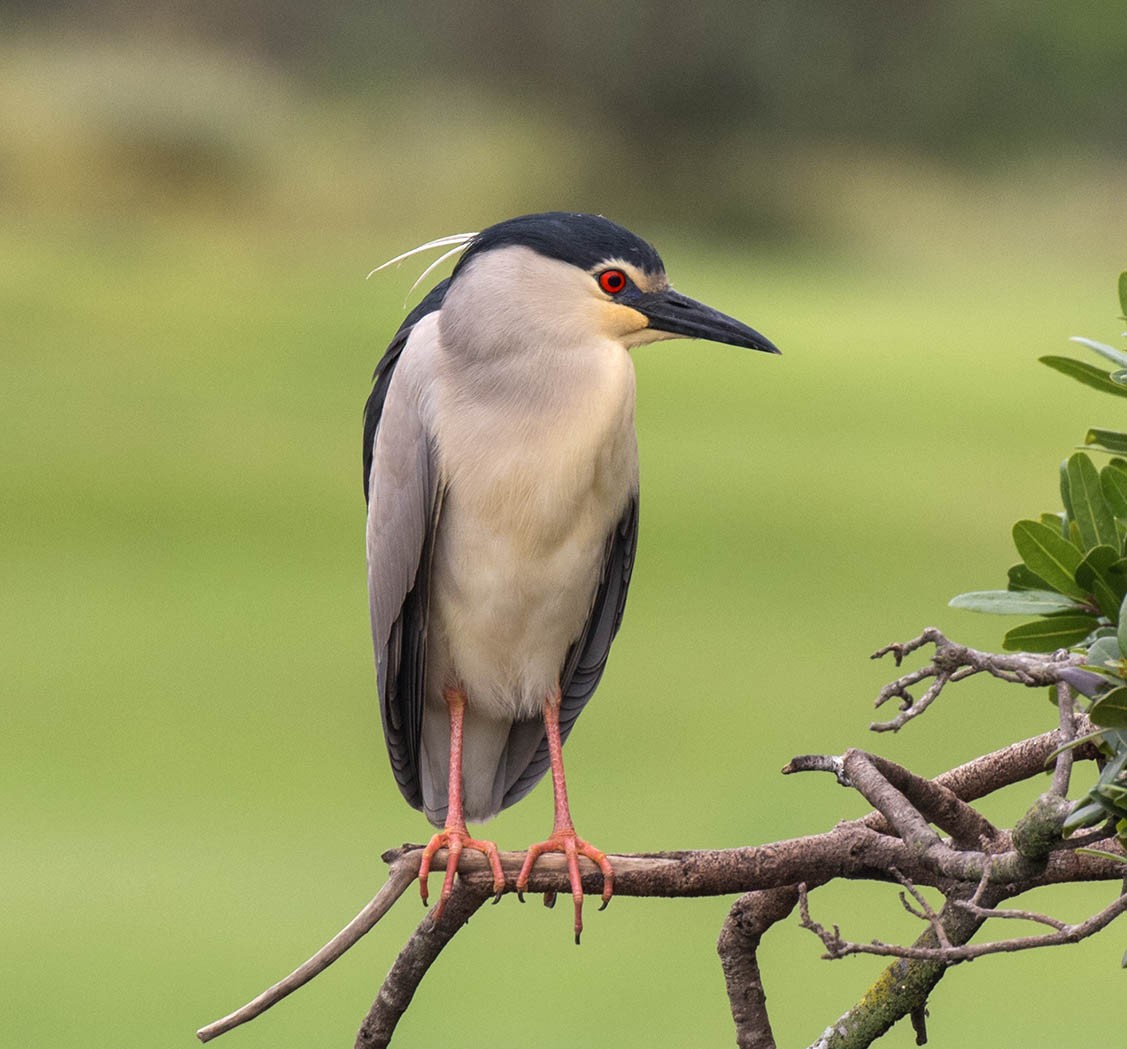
[951,273,1127,839]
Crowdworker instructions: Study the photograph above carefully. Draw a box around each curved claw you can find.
[515,830,615,943]
[418,827,506,919]
[418,834,442,908]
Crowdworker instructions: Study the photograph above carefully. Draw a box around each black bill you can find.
[637,288,780,354]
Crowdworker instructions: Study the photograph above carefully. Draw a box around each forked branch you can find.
[799,880,1127,964]
[870,627,1090,732]
[195,634,1125,1049]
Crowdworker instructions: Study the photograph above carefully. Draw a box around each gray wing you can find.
[498,494,639,810]
[364,283,448,811]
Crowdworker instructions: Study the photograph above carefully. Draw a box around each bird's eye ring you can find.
[597,269,628,295]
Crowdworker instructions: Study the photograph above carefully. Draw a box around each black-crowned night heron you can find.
[364,212,778,941]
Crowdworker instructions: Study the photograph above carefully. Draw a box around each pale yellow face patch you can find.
[588,258,670,344]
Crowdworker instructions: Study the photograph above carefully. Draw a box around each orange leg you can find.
[418,687,506,920]
[515,687,614,943]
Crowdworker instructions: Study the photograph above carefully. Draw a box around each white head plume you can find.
[367,231,479,303]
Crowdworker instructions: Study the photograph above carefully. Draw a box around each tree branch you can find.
[1050,682,1076,796]
[198,721,1113,1049]
[804,882,1005,1049]
[193,677,1117,1049]
[854,753,999,848]
[354,881,490,1049]
[717,886,802,1049]
[870,628,1088,732]
[801,884,1127,964]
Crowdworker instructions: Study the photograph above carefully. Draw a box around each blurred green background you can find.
[4,3,1126,1047]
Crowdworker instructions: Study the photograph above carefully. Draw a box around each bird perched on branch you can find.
[364,212,778,941]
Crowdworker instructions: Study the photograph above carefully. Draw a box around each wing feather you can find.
[364,282,448,810]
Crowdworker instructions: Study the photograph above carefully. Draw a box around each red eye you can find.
[597,269,628,295]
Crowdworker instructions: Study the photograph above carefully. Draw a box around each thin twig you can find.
[1051,681,1076,797]
[196,855,418,1042]
[871,628,946,667]
[807,883,1004,1049]
[950,899,1067,931]
[870,629,1088,732]
[891,868,951,950]
[802,889,1127,964]
[968,865,992,907]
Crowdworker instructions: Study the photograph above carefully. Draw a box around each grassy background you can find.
[3,26,1127,1049]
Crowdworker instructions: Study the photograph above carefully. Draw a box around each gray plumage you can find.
[364,213,777,828]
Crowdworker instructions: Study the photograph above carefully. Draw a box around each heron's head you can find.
[397,213,780,357]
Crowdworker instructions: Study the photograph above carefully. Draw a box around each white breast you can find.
[427,331,638,723]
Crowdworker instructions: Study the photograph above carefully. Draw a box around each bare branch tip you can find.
[782,754,846,780]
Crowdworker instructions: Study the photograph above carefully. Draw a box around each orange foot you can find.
[419,827,506,920]
[515,828,615,943]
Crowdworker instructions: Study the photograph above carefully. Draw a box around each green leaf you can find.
[1059,460,1074,523]
[1076,545,1125,618]
[1092,582,1121,621]
[1092,554,1127,604]
[1069,519,1084,549]
[1066,453,1118,550]
[1119,270,1127,318]
[1068,516,1086,549]
[1119,591,1127,655]
[1080,793,1127,821]
[1099,728,1127,753]
[1087,428,1127,454]
[1101,463,1127,517]
[948,590,1088,615]
[1007,562,1050,591]
[1086,635,1124,675]
[1101,783,1127,806]
[1002,615,1099,652]
[1045,730,1110,764]
[1110,559,1127,593]
[1040,512,1066,536]
[1041,514,1068,537]
[1063,799,1109,833]
[1039,356,1127,398]
[1071,336,1127,370]
[1011,519,1087,600]
[1091,687,1127,728]
[1074,847,1127,864]
[1076,545,1120,589]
